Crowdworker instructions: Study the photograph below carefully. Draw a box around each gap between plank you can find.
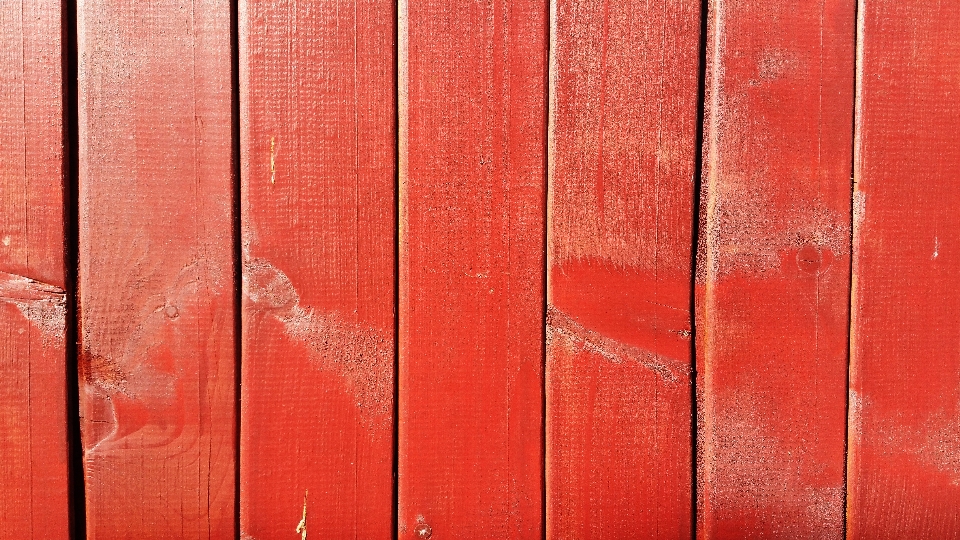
[842,0,864,538]
[61,0,86,536]
[689,0,711,536]
[392,0,401,536]
[230,0,242,536]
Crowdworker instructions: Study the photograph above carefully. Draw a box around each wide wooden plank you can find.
[397,0,548,536]
[238,0,396,537]
[847,1,960,536]
[697,0,855,537]
[77,0,235,536]
[0,1,71,537]
[546,0,700,537]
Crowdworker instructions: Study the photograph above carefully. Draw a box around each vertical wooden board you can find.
[238,0,395,537]
[77,0,235,537]
[397,0,547,537]
[546,0,700,537]
[0,1,71,537]
[847,1,960,536]
[697,0,855,537]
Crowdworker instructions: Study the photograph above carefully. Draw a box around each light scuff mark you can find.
[243,258,393,424]
[704,396,845,539]
[546,304,685,383]
[0,270,66,343]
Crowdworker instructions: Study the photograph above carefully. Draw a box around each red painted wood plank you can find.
[397,0,547,536]
[546,0,700,536]
[77,0,235,536]
[697,0,855,537]
[847,1,960,536]
[238,0,395,536]
[0,1,71,537]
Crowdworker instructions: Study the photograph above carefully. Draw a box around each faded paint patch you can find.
[702,394,845,539]
[546,304,684,383]
[243,258,393,424]
[0,270,66,342]
[756,49,801,81]
[852,191,866,233]
[848,388,864,440]
[875,410,960,485]
[705,183,849,279]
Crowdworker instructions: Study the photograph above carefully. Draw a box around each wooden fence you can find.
[1,0,958,538]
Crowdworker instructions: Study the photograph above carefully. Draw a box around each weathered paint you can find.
[697,0,855,537]
[78,0,235,536]
[397,0,548,536]
[847,0,960,536]
[0,1,71,536]
[546,0,701,535]
[239,0,396,532]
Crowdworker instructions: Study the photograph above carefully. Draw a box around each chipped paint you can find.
[295,490,308,539]
[270,136,277,184]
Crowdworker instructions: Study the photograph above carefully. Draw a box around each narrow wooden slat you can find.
[77,0,235,536]
[697,0,855,536]
[546,0,700,536]
[397,0,548,536]
[0,1,70,537]
[238,0,396,536]
[847,0,960,536]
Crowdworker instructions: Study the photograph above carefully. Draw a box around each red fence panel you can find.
[546,0,701,537]
[847,0,960,536]
[697,0,855,536]
[0,1,70,537]
[77,0,235,536]
[397,0,548,537]
[238,0,397,536]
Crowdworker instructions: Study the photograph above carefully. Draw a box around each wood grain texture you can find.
[397,0,547,537]
[77,0,235,537]
[0,1,71,537]
[238,0,396,537]
[697,0,855,537]
[847,0,960,536]
[546,0,700,536]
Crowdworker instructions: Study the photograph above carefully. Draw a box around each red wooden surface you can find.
[847,0,960,536]
[77,0,235,536]
[0,1,71,537]
[239,0,396,536]
[546,0,700,536]
[397,0,548,536]
[697,0,855,537]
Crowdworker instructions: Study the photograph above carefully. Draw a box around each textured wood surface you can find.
[697,0,855,537]
[0,1,71,537]
[397,0,548,537]
[847,0,960,536]
[238,0,396,537]
[77,0,235,536]
[546,0,700,536]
